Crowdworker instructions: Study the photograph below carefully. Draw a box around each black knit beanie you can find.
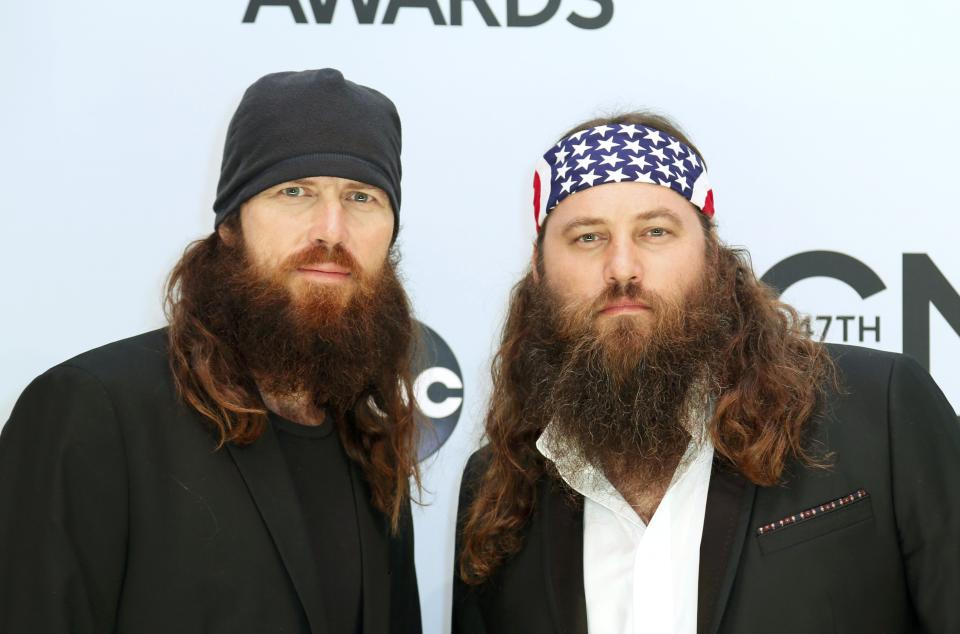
[213,68,402,242]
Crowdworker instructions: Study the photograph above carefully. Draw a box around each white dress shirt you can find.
[537,417,714,634]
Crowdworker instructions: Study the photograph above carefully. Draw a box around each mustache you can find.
[557,281,665,328]
[281,243,360,276]
[592,281,648,309]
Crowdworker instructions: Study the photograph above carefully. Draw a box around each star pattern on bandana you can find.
[537,123,713,218]
[596,137,619,153]
[605,167,630,183]
[570,139,592,157]
[576,155,597,171]
[649,145,668,162]
[600,153,624,167]
[579,170,602,187]
[644,129,665,146]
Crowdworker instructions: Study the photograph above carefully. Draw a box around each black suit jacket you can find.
[453,345,960,633]
[0,329,422,634]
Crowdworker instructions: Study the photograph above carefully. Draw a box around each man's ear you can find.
[217,212,239,246]
[217,224,233,245]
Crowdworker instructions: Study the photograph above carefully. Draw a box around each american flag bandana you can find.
[533,123,715,231]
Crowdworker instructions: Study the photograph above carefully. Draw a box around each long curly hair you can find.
[164,216,419,531]
[458,112,835,583]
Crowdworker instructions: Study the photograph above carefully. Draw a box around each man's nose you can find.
[603,235,642,286]
[306,196,348,247]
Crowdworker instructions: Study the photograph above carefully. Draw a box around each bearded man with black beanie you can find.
[0,68,422,634]
[453,112,960,633]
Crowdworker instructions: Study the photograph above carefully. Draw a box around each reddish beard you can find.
[200,236,413,415]
[522,262,735,489]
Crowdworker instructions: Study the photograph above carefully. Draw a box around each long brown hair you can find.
[459,112,835,583]
[164,217,420,531]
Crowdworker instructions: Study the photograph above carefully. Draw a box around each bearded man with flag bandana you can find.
[452,112,960,634]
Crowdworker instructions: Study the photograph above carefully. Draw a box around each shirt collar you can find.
[535,395,714,526]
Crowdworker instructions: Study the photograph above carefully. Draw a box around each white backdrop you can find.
[2,1,958,632]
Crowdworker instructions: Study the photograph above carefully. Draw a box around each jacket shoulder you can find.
[55,328,170,387]
[5,329,173,439]
[825,342,900,376]
[823,343,924,397]
[456,445,494,530]
[462,445,493,483]
[823,343,951,406]
[817,343,957,457]
[62,328,168,370]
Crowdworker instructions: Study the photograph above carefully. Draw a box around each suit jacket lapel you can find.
[348,458,391,634]
[697,460,756,634]
[538,460,754,634]
[227,425,330,634]
[541,478,589,634]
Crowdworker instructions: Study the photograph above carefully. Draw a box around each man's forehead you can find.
[282,176,385,191]
[557,181,691,211]
[548,186,699,231]
[557,208,686,230]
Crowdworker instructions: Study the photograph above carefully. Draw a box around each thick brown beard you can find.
[521,261,736,490]
[198,236,413,416]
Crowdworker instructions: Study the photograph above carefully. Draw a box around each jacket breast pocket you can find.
[755,489,874,556]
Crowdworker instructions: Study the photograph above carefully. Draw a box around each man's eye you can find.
[577,233,600,243]
[648,227,668,237]
[281,186,305,197]
[348,191,372,203]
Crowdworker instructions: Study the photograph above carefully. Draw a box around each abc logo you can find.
[412,322,464,460]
